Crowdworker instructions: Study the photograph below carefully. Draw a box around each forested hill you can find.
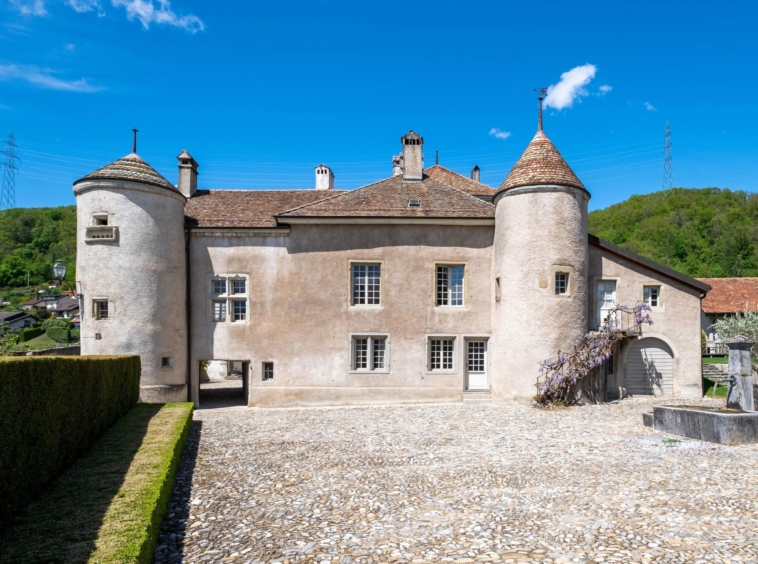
[588,188,758,278]
[0,206,76,289]
[0,187,757,290]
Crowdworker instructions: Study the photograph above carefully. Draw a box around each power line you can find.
[663,122,673,190]
[1,132,19,210]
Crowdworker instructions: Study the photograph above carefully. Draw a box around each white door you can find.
[597,281,617,327]
[625,338,674,396]
[466,340,488,390]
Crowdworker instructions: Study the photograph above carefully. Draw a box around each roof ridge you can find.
[424,175,495,209]
[426,164,487,186]
[276,176,399,216]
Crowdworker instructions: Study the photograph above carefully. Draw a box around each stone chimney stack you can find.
[400,131,423,181]
[392,155,404,177]
[177,150,198,198]
[315,164,334,190]
[471,165,480,183]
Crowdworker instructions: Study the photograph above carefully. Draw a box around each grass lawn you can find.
[703,377,728,398]
[22,333,60,347]
[0,402,193,564]
[702,356,728,364]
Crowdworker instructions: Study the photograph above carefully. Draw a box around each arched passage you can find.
[624,337,675,396]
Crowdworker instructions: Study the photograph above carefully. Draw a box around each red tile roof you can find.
[424,165,495,197]
[185,190,345,228]
[497,130,585,194]
[277,174,495,219]
[75,153,179,193]
[698,277,758,314]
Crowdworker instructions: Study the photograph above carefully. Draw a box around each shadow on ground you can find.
[0,404,162,564]
[153,420,203,564]
[198,379,247,409]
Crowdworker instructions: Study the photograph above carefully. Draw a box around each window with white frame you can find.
[467,341,486,373]
[436,265,464,306]
[429,337,456,371]
[555,272,568,295]
[352,264,381,305]
[211,275,248,323]
[351,335,388,371]
[93,299,109,320]
[643,285,661,308]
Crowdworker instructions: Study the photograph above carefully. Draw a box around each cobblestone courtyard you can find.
[155,397,758,564]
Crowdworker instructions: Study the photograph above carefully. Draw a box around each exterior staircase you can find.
[463,391,493,403]
[702,363,730,386]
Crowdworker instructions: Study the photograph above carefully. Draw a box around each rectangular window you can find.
[232,300,247,321]
[262,362,274,381]
[232,279,246,295]
[161,357,173,368]
[93,300,109,320]
[351,336,388,371]
[213,279,227,295]
[467,341,486,373]
[644,285,660,307]
[436,265,465,306]
[430,338,455,371]
[352,264,381,305]
[213,300,227,322]
[555,273,568,295]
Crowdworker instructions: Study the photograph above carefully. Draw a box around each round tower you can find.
[74,133,188,403]
[491,106,591,401]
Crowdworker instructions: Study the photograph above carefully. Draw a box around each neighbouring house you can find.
[0,311,36,333]
[74,108,710,406]
[50,296,80,320]
[698,277,758,354]
[21,298,46,311]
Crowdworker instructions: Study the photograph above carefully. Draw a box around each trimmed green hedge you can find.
[17,327,44,343]
[71,329,80,340]
[0,355,140,525]
[46,327,71,343]
[41,319,70,329]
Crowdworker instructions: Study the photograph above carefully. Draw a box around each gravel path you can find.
[154,397,758,564]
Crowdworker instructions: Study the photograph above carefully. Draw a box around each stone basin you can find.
[643,404,758,445]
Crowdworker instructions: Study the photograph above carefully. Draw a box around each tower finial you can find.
[132,127,138,154]
[535,87,547,131]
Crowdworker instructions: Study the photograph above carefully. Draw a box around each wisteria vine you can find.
[534,303,654,406]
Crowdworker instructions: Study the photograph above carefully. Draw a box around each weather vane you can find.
[132,127,139,154]
[534,87,547,131]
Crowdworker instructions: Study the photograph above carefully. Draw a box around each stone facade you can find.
[74,127,711,406]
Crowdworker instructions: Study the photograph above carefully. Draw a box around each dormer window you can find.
[408,199,421,207]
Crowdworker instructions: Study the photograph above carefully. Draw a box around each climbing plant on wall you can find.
[535,303,654,406]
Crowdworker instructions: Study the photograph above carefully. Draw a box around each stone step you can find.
[463,391,493,403]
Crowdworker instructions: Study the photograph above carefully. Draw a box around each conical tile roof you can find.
[75,153,178,192]
[497,130,585,194]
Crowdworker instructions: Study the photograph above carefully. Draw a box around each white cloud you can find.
[489,128,511,140]
[599,84,612,94]
[66,0,102,13]
[64,42,76,51]
[543,64,597,110]
[8,0,47,16]
[644,102,657,111]
[0,64,102,92]
[111,0,204,32]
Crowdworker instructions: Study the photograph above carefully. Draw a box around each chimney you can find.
[400,130,423,181]
[177,150,198,198]
[392,154,404,177]
[315,164,334,190]
[471,165,480,183]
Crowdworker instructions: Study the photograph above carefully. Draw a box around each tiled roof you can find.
[698,277,758,314]
[277,174,495,219]
[185,190,346,228]
[497,130,586,194]
[0,311,30,322]
[424,165,496,197]
[75,153,178,192]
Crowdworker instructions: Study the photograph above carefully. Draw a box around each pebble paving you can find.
[154,395,758,564]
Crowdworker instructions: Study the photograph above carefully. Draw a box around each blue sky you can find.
[1,0,756,210]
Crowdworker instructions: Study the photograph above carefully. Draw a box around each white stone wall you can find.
[75,180,188,402]
[188,224,493,407]
[491,185,590,401]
